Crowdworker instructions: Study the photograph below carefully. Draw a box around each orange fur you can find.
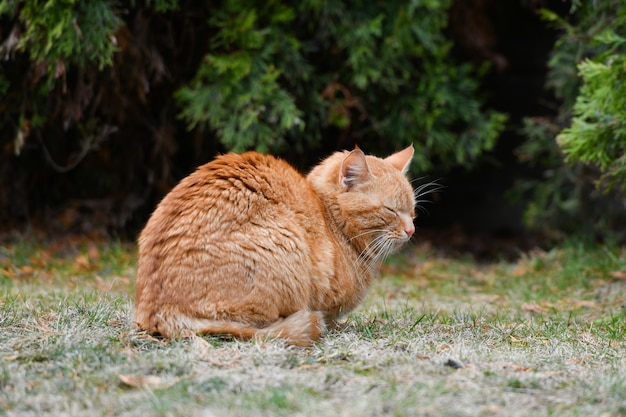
[134,146,416,346]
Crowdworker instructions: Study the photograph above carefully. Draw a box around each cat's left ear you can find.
[340,147,371,190]
[385,144,414,174]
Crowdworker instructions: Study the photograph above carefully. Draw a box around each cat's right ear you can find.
[340,148,371,190]
[385,144,414,174]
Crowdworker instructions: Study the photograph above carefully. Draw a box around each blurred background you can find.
[1,0,625,257]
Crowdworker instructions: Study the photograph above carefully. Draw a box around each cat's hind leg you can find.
[189,310,326,347]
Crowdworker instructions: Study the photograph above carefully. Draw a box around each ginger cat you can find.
[134,146,416,346]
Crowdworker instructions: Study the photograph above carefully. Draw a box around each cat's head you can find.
[307,145,416,261]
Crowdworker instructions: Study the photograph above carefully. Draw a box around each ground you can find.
[0,236,625,417]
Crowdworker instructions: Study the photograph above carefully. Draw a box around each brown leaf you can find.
[568,355,591,365]
[512,364,532,372]
[74,254,99,272]
[29,250,52,268]
[512,264,527,277]
[118,374,179,390]
[74,255,91,271]
[0,268,16,279]
[18,265,35,276]
[36,319,61,335]
[437,343,451,352]
[522,302,546,314]
[610,270,626,281]
[570,299,597,309]
[482,405,503,413]
[94,276,110,292]
[87,244,101,262]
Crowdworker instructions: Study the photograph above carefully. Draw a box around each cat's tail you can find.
[183,310,327,347]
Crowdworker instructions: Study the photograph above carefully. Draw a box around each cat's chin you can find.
[391,235,413,250]
[393,239,410,250]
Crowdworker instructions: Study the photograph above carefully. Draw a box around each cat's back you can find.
[141,151,314,239]
[192,151,304,200]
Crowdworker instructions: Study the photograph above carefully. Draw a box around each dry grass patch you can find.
[1,238,625,416]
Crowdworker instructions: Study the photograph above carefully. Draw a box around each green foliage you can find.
[131,0,179,12]
[518,1,626,236]
[175,0,506,170]
[1,0,504,167]
[4,1,121,77]
[556,9,626,191]
[175,0,303,154]
[0,0,122,156]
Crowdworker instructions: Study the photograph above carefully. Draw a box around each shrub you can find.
[174,0,507,172]
[517,1,626,239]
[555,6,626,192]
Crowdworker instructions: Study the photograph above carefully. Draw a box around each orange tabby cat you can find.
[134,145,416,346]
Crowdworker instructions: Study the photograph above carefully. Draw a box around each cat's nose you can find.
[405,224,415,238]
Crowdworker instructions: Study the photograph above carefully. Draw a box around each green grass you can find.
[1,237,625,416]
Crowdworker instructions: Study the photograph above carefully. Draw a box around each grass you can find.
[0,236,625,417]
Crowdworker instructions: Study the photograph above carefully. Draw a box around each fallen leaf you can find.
[482,405,503,413]
[87,244,101,262]
[190,335,212,362]
[570,299,597,309]
[75,254,91,270]
[1,268,16,279]
[568,355,591,365]
[118,374,179,390]
[512,264,527,277]
[36,316,61,335]
[18,265,35,276]
[610,270,626,281]
[415,261,435,274]
[94,276,108,291]
[522,302,546,314]
[31,248,53,267]
[472,294,502,304]
[437,343,451,352]
[74,254,99,272]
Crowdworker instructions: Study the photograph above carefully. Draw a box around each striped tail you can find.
[188,310,326,347]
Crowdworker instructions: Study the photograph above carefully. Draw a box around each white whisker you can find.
[414,181,445,200]
[354,232,400,276]
[412,180,444,216]
[356,235,384,273]
[410,176,430,185]
[416,205,430,215]
[348,229,387,242]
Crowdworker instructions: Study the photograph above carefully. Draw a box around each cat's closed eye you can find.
[383,206,398,216]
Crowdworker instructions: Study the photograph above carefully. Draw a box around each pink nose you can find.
[405,224,415,238]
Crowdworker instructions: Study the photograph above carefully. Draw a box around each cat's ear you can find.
[385,144,414,174]
[340,147,371,190]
